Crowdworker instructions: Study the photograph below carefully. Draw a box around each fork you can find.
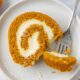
[55,0,80,54]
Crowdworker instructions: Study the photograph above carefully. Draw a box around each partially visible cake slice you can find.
[44,51,77,72]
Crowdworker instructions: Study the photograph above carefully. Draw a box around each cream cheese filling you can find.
[17,19,54,58]
[50,52,68,57]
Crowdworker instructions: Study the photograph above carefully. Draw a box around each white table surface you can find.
[0,0,80,80]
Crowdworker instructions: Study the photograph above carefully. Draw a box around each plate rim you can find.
[0,0,80,80]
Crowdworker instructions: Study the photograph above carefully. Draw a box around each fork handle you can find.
[67,0,80,32]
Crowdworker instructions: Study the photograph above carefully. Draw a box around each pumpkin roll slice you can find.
[8,12,63,67]
[44,51,77,72]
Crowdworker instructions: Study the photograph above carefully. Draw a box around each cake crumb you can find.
[64,48,72,54]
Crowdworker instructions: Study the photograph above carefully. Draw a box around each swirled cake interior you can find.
[8,12,62,67]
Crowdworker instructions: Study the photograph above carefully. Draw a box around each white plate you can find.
[0,0,80,80]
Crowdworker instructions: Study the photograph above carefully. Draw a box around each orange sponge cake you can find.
[44,51,77,72]
[8,12,63,67]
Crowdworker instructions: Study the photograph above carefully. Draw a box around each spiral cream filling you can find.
[17,19,54,58]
